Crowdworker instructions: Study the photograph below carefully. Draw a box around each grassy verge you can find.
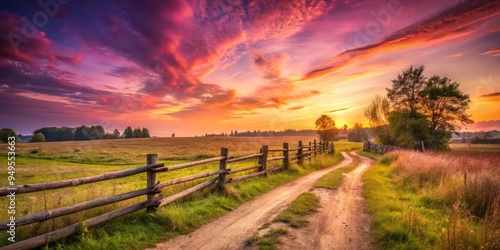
[363,151,500,249]
[273,192,319,228]
[314,152,359,190]
[246,228,289,250]
[45,153,342,249]
[246,192,319,250]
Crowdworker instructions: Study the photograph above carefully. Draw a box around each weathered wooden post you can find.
[258,145,269,176]
[283,143,289,170]
[313,139,317,156]
[146,154,158,212]
[330,142,335,155]
[297,140,303,164]
[218,148,228,190]
[308,142,312,161]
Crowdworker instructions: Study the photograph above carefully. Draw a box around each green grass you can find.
[363,152,500,250]
[42,153,342,249]
[314,153,358,190]
[273,192,319,228]
[0,138,357,249]
[246,228,289,250]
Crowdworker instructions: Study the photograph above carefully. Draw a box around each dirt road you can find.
[280,152,376,250]
[148,152,353,250]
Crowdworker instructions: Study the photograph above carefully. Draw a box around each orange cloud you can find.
[482,48,500,55]
[301,1,500,81]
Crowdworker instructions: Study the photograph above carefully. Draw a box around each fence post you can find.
[218,148,228,190]
[283,143,289,170]
[308,142,312,161]
[330,142,335,154]
[298,140,303,164]
[146,154,158,213]
[313,139,317,156]
[258,145,269,176]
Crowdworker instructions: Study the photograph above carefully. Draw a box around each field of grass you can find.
[0,137,361,249]
[363,150,500,249]
[450,143,500,152]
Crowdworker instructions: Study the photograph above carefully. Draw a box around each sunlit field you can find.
[450,143,500,152]
[0,137,360,248]
[363,150,500,249]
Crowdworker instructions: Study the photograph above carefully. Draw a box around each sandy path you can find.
[148,152,353,250]
[280,152,375,250]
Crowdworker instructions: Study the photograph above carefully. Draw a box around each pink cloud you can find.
[0,11,82,67]
[301,0,500,80]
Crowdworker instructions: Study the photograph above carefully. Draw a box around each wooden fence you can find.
[362,141,400,154]
[0,140,334,250]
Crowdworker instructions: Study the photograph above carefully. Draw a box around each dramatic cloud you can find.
[302,0,500,80]
[0,11,82,67]
[1,1,499,135]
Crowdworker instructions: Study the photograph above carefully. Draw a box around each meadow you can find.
[363,149,500,249]
[0,136,361,249]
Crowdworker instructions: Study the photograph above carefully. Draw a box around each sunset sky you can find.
[1,0,499,137]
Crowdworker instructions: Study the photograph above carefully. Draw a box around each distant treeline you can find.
[203,129,317,137]
[31,125,151,142]
[470,138,500,144]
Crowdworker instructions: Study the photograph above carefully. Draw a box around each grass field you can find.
[363,150,500,249]
[0,137,361,249]
[450,143,500,152]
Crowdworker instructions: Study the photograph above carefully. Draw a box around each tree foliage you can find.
[30,132,46,142]
[387,65,426,116]
[366,65,472,150]
[0,128,18,143]
[347,123,368,142]
[315,114,338,141]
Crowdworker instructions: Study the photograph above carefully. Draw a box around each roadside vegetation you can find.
[314,152,358,190]
[246,192,320,249]
[0,138,360,249]
[363,150,500,249]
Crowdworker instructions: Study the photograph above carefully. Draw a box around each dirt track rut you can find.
[279,152,376,250]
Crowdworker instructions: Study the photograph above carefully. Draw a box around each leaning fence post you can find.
[258,145,269,176]
[283,143,289,170]
[313,139,317,156]
[146,154,158,213]
[218,148,228,190]
[298,140,303,164]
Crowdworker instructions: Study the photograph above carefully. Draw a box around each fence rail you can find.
[0,140,335,250]
[362,141,400,154]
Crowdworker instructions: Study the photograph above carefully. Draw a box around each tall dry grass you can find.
[390,151,500,249]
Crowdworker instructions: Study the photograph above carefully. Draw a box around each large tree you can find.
[368,65,472,150]
[315,114,338,141]
[386,65,426,117]
[420,75,472,132]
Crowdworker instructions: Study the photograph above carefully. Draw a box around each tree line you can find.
[202,129,317,137]
[30,125,151,142]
